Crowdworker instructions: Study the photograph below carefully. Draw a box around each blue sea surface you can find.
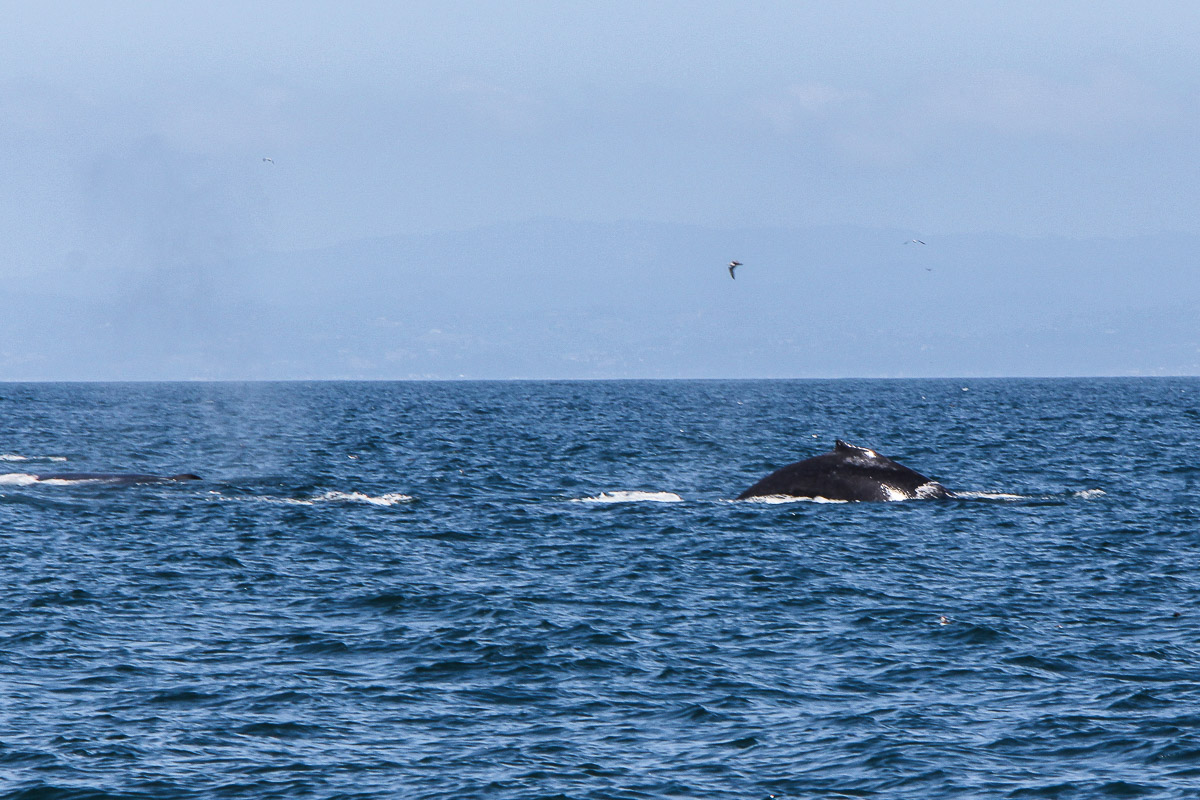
[3,379,1200,799]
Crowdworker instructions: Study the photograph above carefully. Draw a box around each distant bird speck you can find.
[262,157,275,164]
[904,239,926,245]
[728,260,742,279]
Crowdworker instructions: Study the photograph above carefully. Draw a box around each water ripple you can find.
[3,379,1200,798]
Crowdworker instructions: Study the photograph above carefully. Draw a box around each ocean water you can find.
[2,378,1200,800]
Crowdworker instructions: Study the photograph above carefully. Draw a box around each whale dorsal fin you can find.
[834,440,879,459]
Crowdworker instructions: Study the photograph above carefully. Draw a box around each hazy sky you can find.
[4,2,1200,378]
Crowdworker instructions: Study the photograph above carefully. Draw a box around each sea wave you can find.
[573,491,684,503]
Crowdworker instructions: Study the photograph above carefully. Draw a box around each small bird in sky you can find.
[728,260,742,279]
[262,157,275,164]
[904,238,926,245]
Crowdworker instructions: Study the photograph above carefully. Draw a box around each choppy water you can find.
[3,379,1200,799]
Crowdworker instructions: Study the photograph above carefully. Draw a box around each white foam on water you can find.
[738,494,849,504]
[233,491,413,507]
[951,489,1104,501]
[313,491,413,506]
[248,496,315,506]
[0,473,39,486]
[953,491,1029,501]
[0,454,67,462]
[574,491,684,504]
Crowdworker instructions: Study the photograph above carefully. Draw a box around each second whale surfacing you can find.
[737,440,952,502]
[33,473,201,485]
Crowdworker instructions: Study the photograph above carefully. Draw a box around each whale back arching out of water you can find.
[33,473,201,485]
[737,440,951,502]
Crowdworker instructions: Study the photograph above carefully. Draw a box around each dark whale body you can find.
[737,440,951,502]
[34,473,201,485]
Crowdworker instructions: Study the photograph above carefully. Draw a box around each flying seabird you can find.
[903,238,926,245]
[262,157,275,164]
[728,260,742,279]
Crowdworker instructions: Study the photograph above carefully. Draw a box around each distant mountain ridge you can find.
[4,221,1199,379]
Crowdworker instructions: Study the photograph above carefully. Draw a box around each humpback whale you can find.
[33,473,201,485]
[737,440,951,502]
